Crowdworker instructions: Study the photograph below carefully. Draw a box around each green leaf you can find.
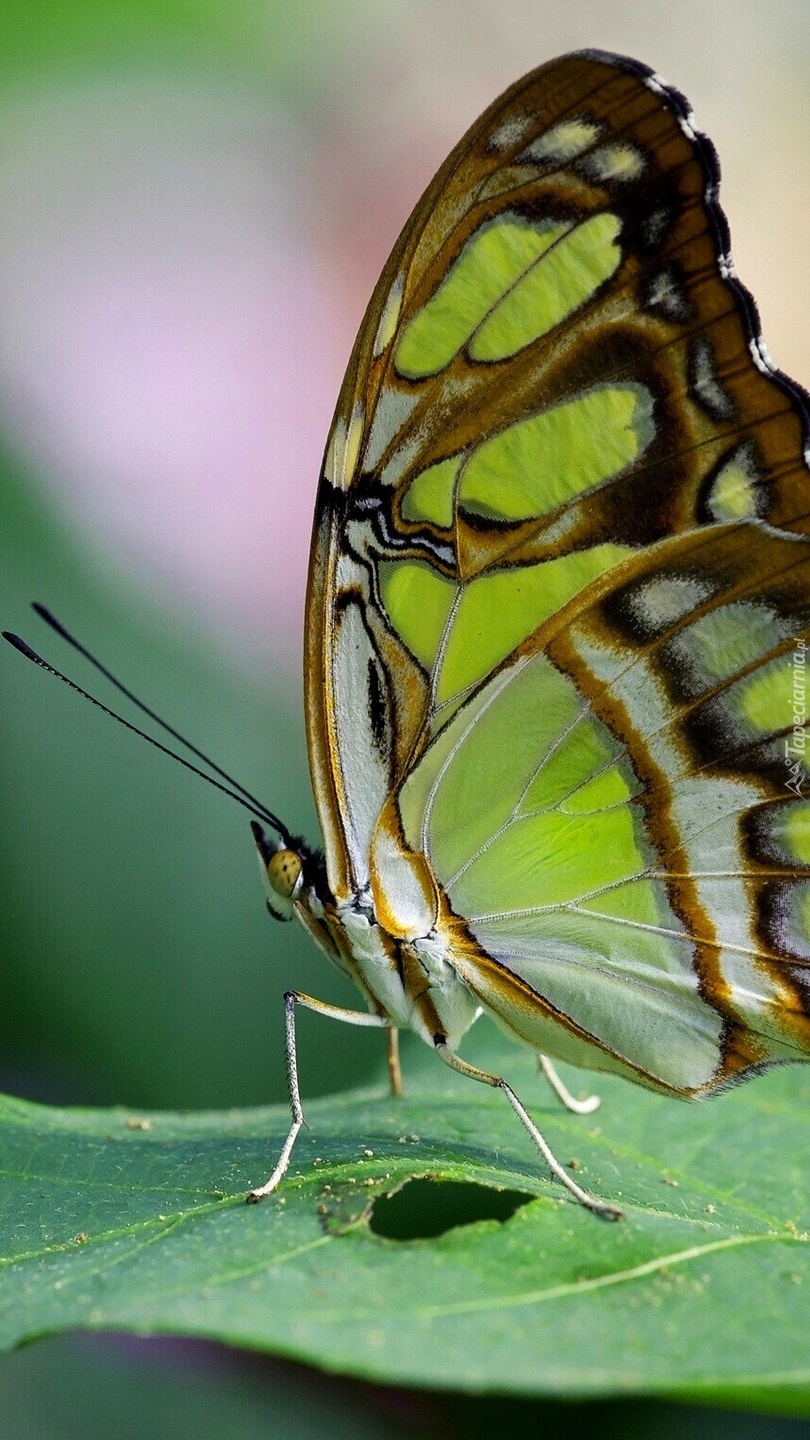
[2,1026,809,1411]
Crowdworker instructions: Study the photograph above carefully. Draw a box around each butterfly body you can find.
[257,821,482,1050]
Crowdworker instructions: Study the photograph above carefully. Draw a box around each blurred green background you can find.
[2,1,810,1436]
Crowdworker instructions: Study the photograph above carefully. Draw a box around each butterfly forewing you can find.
[304,50,810,1091]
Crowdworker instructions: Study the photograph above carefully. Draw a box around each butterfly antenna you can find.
[3,610,292,845]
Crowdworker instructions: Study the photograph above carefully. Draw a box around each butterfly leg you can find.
[433,1040,622,1220]
[246,989,392,1203]
[539,1054,601,1115]
[387,1027,403,1096]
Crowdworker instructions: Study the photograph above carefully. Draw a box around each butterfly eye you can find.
[267,849,303,902]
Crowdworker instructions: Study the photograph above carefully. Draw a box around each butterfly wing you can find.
[304,50,810,1092]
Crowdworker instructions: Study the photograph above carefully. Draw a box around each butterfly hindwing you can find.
[402,522,810,1092]
[303,50,810,1093]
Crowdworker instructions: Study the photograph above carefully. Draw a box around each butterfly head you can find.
[250,818,310,922]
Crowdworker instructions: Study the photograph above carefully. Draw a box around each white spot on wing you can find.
[751,336,776,375]
[373,274,405,359]
[581,142,646,183]
[323,416,346,489]
[364,386,421,472]
[625,574,716,636]
[488,114,535,151]
[692,337,735,420]
[646,267,689,321]
[379,431,425,489]
[646,71,670,98]
[678,112,699,144]
[641,208,670,248]
[332,598,390,889]
[521,117,601,164]
[324,401,365,491]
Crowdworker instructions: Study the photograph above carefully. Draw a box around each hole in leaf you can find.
[369,1178,533,1240]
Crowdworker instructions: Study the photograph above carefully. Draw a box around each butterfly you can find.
[239,47,810,1215]
[241,49,810,1218]
[8,49,810,1220]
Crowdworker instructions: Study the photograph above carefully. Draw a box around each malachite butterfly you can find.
[245,49,810,1218]
[8,50,810,1219]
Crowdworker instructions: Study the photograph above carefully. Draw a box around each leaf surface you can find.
[2,1031,808,1410]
